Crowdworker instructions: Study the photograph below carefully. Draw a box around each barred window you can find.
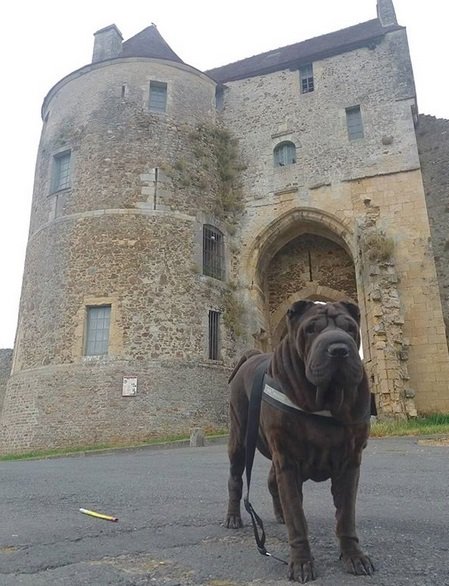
[149,81,167,113]
[208,310,220,360]
[51,150,71,192]
[346,106,364,140]
[85,305,111,356]
[274,141,296,167]
[203,225,225,280]
[300,64,314,94]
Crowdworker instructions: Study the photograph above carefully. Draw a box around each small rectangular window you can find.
[51,151,71,192]
[203,225,225,280]
[215,86,224,112]
[346,106,364,140]
[300,64,314,94]
[149,81,167,113]
[208,310,220,360]
[85,305,111,356]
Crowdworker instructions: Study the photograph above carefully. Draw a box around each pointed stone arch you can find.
[245,207,356,284]
[242,207,364,348]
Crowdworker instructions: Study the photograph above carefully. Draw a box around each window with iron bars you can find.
[208,310,221,360]
[300,64,314,94]
[203,225,225,280]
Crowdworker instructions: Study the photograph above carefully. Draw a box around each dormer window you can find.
[274,141,296,167]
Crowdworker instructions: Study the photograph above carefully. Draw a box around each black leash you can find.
[244,359,288,565]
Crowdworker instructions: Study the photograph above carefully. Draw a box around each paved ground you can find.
[1,437,448,585]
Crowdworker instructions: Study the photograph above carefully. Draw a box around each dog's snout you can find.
[327,342,349,358]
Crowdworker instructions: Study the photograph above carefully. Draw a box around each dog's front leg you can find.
[273,454,316,583]
[331,466,374,576]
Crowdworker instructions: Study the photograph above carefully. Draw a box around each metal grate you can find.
[203,225,225,280]
[85,305,111,356]
[208,310,220,360]
[346,106,364,140]
[300,64,314,94]
[51,151,71,192]
[149,81,167,112]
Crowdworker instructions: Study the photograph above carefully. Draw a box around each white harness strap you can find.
[263,383,334,418]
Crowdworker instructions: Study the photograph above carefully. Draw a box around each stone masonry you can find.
[416,114,449,344]
[1,1,449,454]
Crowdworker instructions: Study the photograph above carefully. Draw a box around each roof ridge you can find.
[206,18,403,83]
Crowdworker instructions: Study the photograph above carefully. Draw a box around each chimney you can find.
[92,24,123,63]
[376,0,397,27]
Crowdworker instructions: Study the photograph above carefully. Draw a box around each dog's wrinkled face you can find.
[287,300,364,411]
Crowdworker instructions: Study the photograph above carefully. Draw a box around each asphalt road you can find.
[1,437,448,585]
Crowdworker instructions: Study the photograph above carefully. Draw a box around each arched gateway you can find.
[246,209,359,347]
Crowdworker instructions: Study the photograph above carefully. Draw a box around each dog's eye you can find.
[305,324,315,335]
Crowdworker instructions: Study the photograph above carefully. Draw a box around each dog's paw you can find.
[288,559,316,583]
[341,552,375,576]
[224,514,243,529]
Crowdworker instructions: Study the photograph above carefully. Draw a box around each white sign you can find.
[122,377,137,397]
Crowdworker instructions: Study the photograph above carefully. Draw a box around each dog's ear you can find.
[287,300,315,321]
[340,301,361,325]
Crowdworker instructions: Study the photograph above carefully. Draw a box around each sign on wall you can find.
[122,377,137,397]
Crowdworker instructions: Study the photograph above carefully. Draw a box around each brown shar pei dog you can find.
[225,300,374,583]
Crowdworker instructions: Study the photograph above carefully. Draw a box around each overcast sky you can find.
[0,0,448,348]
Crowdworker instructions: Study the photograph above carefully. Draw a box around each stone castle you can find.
[1,0,449,453]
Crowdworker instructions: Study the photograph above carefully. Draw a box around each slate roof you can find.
[121,25,184,63]
[206,19,403,83]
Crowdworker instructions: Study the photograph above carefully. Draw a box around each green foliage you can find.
[0,430,229,461]
[371,414,449,437]
[221,286,244,338]
[363,230,395,262]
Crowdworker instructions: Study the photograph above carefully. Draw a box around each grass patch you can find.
[0,431,228,462]
[371,414,449,438]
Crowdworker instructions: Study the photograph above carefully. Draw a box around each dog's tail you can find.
[228,349,262,383]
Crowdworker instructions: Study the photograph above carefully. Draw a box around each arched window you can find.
[203,225,225,280]
[273,141,296,167]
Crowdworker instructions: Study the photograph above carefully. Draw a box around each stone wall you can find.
[416,114,449,344]
[0,349,13,413]
[266,234,357,316]
[2,361,229,454]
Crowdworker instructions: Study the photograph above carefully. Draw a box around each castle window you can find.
[215,86,224,112]
[149,81,167,113]
[208,310,221,360]
[85,305,111,356]
[274,141,296,166]
[51,150,71,192]
[346,106,364,140]
[300,64,314,94]
[203,225,225,280]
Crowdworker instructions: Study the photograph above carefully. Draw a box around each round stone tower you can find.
[1,24,240,453]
